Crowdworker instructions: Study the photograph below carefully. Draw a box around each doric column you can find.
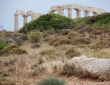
[14,14,18,32]
[57,6,64,15]
[84,10,89,17]
[75,9,81,18]
[93,12,98,16]
[68,8,72,18]
[23,15,27,25]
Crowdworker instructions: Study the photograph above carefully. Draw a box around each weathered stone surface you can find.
[69,55,110,80]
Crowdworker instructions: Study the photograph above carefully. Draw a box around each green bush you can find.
[65,47,81,58]
[0,44,27,56]
[28,31,43,43]
[0,41,9,51]
[38,77,65,85]
[20,13,75,33]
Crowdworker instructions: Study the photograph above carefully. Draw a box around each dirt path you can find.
[66,76,110,85]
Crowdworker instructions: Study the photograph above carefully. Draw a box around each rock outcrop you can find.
[69,55,110,81]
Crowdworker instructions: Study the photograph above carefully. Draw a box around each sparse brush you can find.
[68,32,78,39]
[7,48,27,55]
[65,47,81,58]
[38,77,65,85]
[60,64,74,77]
[40,49,55,55]
[71,37,91,45]
[49,38,59,45]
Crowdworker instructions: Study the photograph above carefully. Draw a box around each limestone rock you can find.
[69,55,110,80]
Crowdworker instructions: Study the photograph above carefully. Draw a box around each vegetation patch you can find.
[38,76,65,85]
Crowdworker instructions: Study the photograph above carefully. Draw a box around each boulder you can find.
[69,55,110,80]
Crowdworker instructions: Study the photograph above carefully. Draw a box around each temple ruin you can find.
[49,4,106,18]
[14,10,42,32]
[14,4,106,32]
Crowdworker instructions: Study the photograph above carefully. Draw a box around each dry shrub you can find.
[65,47,81,58]
[91,40,108,49]
[8,48,27,55]
[71,37,91,45]
[40,49,55,55]
[68,32,78,39]
[60,64,74,77]
[49,38,59,45]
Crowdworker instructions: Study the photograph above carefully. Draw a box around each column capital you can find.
[67,8,72,10]
[23,15,27,17]
[14,14,18,16]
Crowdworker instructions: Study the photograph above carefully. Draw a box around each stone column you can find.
[57,6,64,15]
[93,12,98,16]
[23,15,27,25]
[84,10,89,17]
[75,9,81,18]
[14,14,18,32]
[68,8,72,18]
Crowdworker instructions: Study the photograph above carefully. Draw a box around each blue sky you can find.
[0,0,110,31]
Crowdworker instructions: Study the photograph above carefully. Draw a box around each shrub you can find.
[52,41,61,47]
[40,49,55,55]
[49,38,59,45]
[65,47,81,58]
[28,31,43,43]
[0,44,19,56]
[20,13,75,33]
[68,32,78,39]
[91,40,108,49]
[60,39,71,44]
[38,57,44,64]
[0,71,10,77]
[71,37,90,45]
[61,29,70,35]
[0,41,9,51]
[38,77,65,85]
[60,64,74,77]
[7,48,27,55]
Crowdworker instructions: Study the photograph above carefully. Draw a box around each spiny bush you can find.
[28,30,43,43]
[60,64,74,77]
[7,48,27,54]
[38,76,65,85]
[71,37,91,45]
[68,32,78,39]
[0,44,27,56]
[0,44,19,56]
[60,39,71,44]
[91,40,108,49]
[20,13,75,33]
[40,49,55,55]
[65,47,81,58]
[49,38,60,45]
